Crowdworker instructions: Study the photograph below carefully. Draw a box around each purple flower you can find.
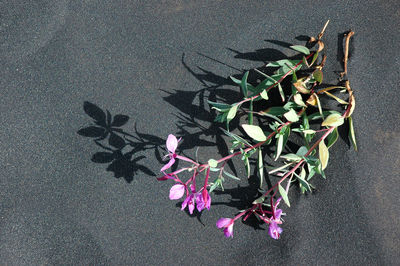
[161,134,180,172]
[196,190,211,212]
[181,193,196,214]
[216,218,234,238]
[169,184,185,200]
[268,209,283,240]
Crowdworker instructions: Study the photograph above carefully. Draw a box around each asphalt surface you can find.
[1,1,399,265]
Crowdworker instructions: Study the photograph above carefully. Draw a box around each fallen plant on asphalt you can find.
[158,21,357,239]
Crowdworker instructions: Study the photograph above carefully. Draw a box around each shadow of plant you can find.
[78,101,158,183]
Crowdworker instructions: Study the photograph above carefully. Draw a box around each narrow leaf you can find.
[241,71,249,97]
[208,100,231,112]
[278,83,285,102]
[223,170,240,180]
[348,116,358,151]
[280,153,302,162]
[275,134,284,161]
[258,148,264,188]
[325,91,348,104]
[279,184,290,207]
[315,93,324,119]
[319,140,329,170]
[326,128,339,148]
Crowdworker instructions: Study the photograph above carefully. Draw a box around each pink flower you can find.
[169,184,185,200]
[216,218,234,238]
[196,190,211,212]
[161,134,180,172]
[181,193,196,214]
[268,209,283,240]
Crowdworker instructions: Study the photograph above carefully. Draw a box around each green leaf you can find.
[241,71,249,97]
[244,157,250,178]
[230,76,241,85]
[295,169,311,192]
[220,127,251,147]
[223,170,240,180]
[310,51,319,66]
[313,69,323,83]
[227,105,238,124]
[278,83,285,102]
[283,108,299,122]
[283,101,299,110]
[319,140,329,170]
[326,128,338,148]
[214,111,229,123]
[275,126,290,160]
[268,163,292,174]
[296,146,308,157]
[279,184,290,207]
[208,159,218,168]
[258,148,264,188]
[242,124,267,142]
[252,195,266,204]
[348,116,358,151]
[315,93,324,119]
[209,178,222,193]
[253,77,276,94]
[294,93,306,107]
[208,100,231,112]
[265,106,287,116]
[280,153,302,162]
[322,113,344,127]
[290,45,310,55]
[260,90,269,100]
[308,110,341,120]
[275,134,284,161]
[303,129,316,134]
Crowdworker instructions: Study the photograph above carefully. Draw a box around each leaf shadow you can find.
[78,101,160,183]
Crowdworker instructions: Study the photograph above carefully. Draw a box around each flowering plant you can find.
[158,21,357,239]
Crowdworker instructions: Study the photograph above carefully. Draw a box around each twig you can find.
[340,30,355,79]
[318,20,330,40]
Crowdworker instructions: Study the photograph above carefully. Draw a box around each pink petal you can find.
[268,222,283,240]
[205,194,211,210]
[166,134,178,153]
[181,195,191,210]
[224,224,234,238]
[275,209,282,220]
[216,218,232,228]
[169,184,185,200]
[160,158,175,172]
[196,194,205,212]
[188,199,195,214]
